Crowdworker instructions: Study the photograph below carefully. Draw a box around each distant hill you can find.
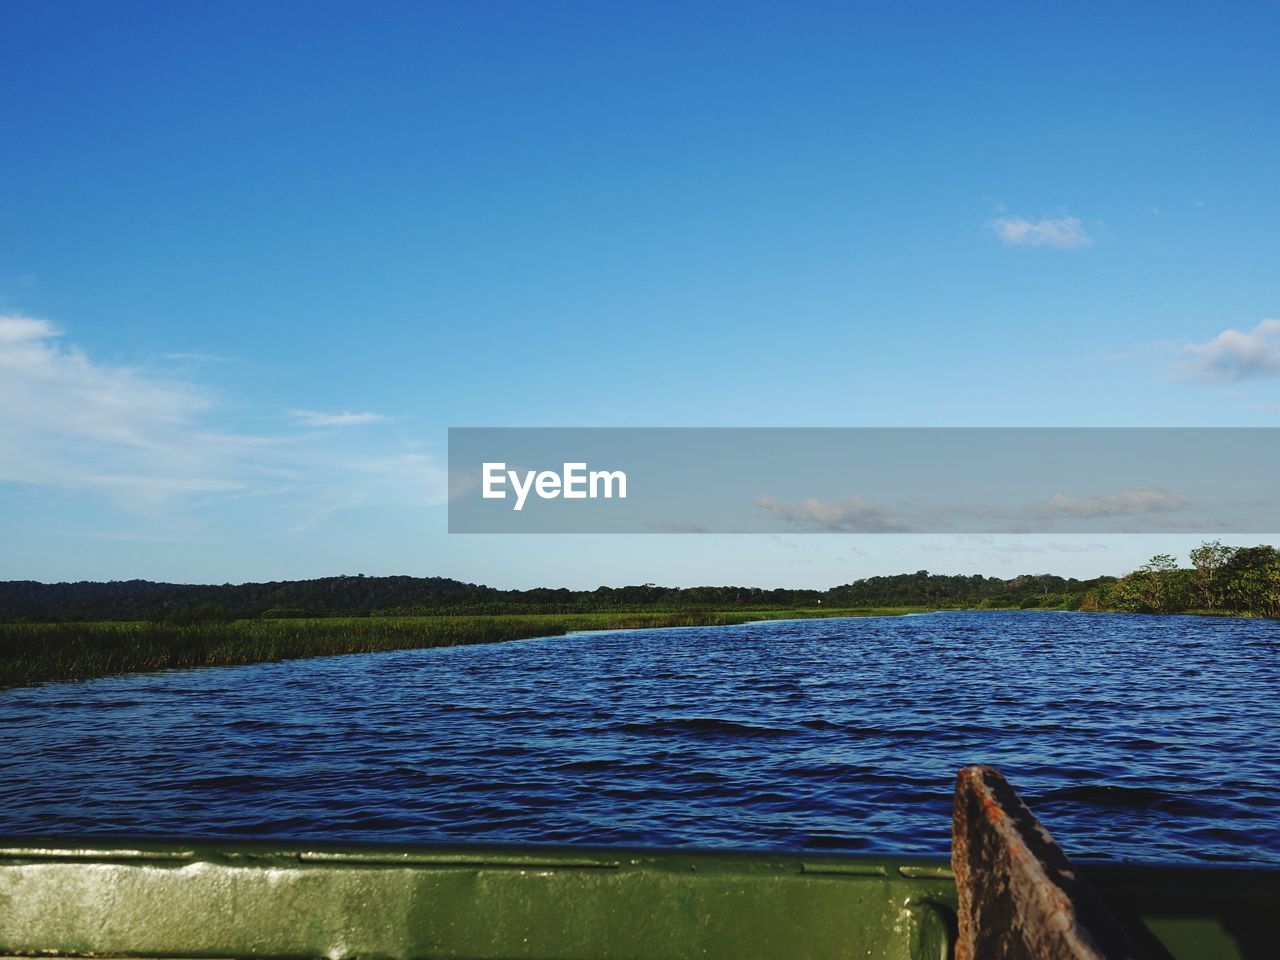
[0,571,1114,622]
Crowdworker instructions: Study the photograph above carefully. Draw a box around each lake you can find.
[1,610,1276,864]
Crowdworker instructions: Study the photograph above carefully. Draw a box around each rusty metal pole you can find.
[952,765,1144,960]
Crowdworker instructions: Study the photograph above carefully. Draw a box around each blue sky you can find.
[2,1,1278,587]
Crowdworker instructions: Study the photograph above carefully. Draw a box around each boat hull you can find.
[0,839,1273,959]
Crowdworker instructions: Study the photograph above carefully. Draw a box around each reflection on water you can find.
[1,611,1277,864]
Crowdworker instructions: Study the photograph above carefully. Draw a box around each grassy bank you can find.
[0,607,921,689]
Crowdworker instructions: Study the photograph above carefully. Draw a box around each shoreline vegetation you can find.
[2,540,1276,688]
[0,608,920,689]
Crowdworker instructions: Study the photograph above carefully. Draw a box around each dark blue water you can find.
[1,611,1277,864]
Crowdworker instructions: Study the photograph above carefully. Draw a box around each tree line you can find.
[1085,542,1280,618]
[0,571,1107,621]
[1,544,1277,622]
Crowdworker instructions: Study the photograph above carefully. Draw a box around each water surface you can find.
[2,611,1277,864]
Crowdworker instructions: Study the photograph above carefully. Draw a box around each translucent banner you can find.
[448,428,1280,534]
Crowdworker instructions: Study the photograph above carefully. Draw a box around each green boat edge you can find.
[1,838,1275,959]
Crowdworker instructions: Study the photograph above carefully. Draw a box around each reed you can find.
[0,608,915,688]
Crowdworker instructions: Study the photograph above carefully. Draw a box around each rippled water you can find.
[1,611,1277,864]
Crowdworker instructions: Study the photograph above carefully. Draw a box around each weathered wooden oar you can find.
[953,765,1145,960]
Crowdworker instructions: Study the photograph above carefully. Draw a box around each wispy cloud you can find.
[755,493,908,532]
[161,351,234,364]
[921,535,1111,556]
[0,314,237,507]
[1174,319,1280,383]
[755,486,1193,533]
[0,315,443,526]
[290,409,388,427]
[1036,487,1192,520]
[988,214,1092,249]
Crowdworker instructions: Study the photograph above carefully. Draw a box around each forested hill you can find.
[0,571,1111,622]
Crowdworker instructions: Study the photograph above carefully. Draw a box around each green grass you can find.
[0,607,923,688]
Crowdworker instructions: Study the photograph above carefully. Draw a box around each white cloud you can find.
[1037,487,1192,520]
[0,315,58,343]
[755,485,1192,533]
[988,214,1092,249]
[1175,319,1280,383]
[0,315,232,506]
[755,493,908,532]
[0,315,444,524]
[290,409,388,427]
